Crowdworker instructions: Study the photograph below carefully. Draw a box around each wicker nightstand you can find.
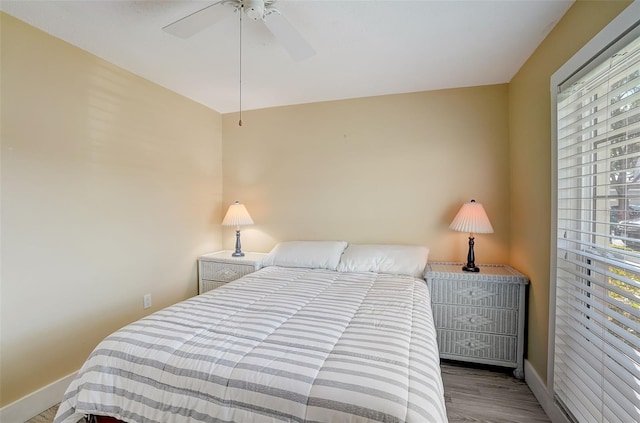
[198,251,267,294]
[424,262,529,378]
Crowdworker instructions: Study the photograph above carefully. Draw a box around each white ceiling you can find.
[1,0,573,114]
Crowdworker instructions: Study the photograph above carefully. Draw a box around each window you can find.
[554,22,640,423]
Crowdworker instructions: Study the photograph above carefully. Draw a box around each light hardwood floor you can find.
[27,362,549,423]
[441,361,550,422]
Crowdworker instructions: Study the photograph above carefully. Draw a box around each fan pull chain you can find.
[238,6,243,127]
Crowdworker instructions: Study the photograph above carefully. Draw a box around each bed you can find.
[54,241,447,423]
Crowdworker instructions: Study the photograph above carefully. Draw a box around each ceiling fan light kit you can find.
[242,0,267,20]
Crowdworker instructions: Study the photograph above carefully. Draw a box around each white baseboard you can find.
[0,372,76,423]
[524,359,571,423]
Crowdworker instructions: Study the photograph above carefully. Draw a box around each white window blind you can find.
[555,32,640,423]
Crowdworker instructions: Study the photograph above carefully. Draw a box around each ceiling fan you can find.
[163,0,315,61]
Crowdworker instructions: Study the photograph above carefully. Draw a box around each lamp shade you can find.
[222,201,254,227]
[449,199,494,234]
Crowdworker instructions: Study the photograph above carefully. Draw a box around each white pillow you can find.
[262,241,348,270]
[336,244,429,278]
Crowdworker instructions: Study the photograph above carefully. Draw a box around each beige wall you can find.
[508,0,632,384]
[222,85,511,264]
[0,13,223,406]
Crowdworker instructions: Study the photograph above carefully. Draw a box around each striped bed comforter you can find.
[54,267,447,423]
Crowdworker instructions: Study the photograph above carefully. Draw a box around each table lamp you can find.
[449,199,494,272]
[222,201,254,257]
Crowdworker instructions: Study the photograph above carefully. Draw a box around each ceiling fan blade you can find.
[163,1,227,38]
[263,12,315,61]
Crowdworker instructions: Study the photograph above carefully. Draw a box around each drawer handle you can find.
[468,342,475,348]
[469,317,476,324]
[469,291,474,297]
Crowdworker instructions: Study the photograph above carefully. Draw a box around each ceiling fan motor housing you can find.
[243,0,265,20]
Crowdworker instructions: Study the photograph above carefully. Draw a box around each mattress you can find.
[54,266,447,423]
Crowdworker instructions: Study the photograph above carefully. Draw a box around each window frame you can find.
[549,2,640,421]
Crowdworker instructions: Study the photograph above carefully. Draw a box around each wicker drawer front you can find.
[432,304,518,336]
[201,261,256,282]
[430,280,520,309]
[437,329,517,363]
[201,280,227,292]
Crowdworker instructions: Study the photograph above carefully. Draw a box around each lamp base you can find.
[462,265,480,272]
[232,229,244,257]
[462,235,481,272]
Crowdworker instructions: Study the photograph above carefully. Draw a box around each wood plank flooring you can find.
[24,404,59,423]
[441,361,550,422]
[26,362,549,423]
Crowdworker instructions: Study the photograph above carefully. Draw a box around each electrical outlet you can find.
[143,294,152,309]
